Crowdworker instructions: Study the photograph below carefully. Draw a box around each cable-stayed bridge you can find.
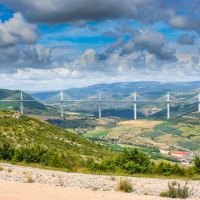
[0,91,200,120]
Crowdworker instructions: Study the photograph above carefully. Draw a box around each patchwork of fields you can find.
[81,119,200,154]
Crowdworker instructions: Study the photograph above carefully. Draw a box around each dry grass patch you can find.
[119,120,162,128]
[116,178,134,193]
[160,181,189,199]
[7,168,12,173]
[23,171,34,183]
[59,179,64,187]
[26,174,34,183]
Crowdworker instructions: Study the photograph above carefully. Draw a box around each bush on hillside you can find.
[116,178,134,193]
[160,181,189,198]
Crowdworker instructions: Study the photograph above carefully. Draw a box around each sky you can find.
[0,0,200,91]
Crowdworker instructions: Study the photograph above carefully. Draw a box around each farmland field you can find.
[80,119,200,152]
[119,120,162,128]
[143,131,166,138]
[83,127,110,138]
[46,116,200,163]
[178,141,200,150]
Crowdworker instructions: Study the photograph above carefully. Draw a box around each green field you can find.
[144,131,166,138]
[154,122,182,135]
[79,119,200,153]
[83,129,110,138]
[178,141,200,150]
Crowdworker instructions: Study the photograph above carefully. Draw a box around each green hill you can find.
[0,89,57,115]
[151,103,200,119]
[0,110,114,170]
[1,110,200,177]
[92,108,145,119]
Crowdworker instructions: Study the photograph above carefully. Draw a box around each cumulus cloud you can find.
[0,45,52,70]
[0,0,167,23]
[0,48,199,90]
[104,29,177,61]
[0,12,38,47]
[2,0,200,32]
[177,34,195,45]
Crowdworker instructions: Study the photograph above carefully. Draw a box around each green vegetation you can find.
[86,149,192,176]
[83,129,110,138]
[2,110,200,178]
[194,156,200,173]
[178,141,200,151]
[154,122,182,135]
[143,131,165,138]
[160,181,189,198]
[0,110,114,171]
[0,89,58,116]
[93,108,145,120]
[116,178,133,193]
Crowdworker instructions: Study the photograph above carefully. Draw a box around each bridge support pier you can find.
[98,92,101,119]
[134,92,137,120]
[20,91,23,114]
[60,90,64,118]
[167,92,170,119]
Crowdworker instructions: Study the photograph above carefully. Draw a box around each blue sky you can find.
[0,0,199,91]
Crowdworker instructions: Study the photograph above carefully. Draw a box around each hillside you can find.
[92,108,145,119]
[151,103,200,119]
[0,89,57,115]
[2,110,200,178]
[0,110,114,170]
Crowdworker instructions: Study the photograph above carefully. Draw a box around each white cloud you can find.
[0,13,38,47]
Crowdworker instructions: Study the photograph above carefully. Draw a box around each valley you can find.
[46,116,200,164]
[1,82,200,177]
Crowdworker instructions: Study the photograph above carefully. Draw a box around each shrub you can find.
[116,178,133,193]
[194,156,200,173]
[160,181,189,198]
[59,179,64,186]
[26,174,34,183]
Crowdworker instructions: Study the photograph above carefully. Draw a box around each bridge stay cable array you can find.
[0,91,200,120]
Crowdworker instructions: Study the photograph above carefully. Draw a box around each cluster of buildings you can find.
[170,151,194,166]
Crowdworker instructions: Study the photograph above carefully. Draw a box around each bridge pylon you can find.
[98,91,102,119]
[167,92,170,119]
[20,91,23,114]
[60,90,64,118]
[134,92,137,120]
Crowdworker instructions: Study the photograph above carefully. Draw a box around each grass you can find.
[59,179,64,186]
[154,122,182,135]
[160,181,189,198]
[178,141,200,150]
[26,174,34,183]
[7,168,12,173]
[84,129,110,138]
[116,178,134,193]
[104,143,127,152]
[143,131,165,138]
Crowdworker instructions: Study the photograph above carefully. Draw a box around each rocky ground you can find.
[1,163,200,199]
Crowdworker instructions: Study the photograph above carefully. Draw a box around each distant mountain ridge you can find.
[28,82,200,117]
[29,81,200,101]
